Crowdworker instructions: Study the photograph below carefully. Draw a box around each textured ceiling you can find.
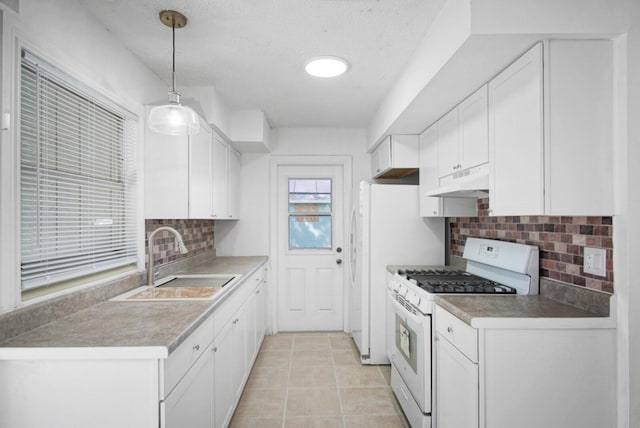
[77,0,446,127]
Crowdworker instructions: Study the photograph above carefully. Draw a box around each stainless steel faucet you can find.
[147,226,188,286]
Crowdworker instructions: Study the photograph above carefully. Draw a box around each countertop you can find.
[0,256,268,359]
[435,295,616,329]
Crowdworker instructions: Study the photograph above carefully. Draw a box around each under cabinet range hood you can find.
[424,164,489,198]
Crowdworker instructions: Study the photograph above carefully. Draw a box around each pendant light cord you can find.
[171,16,176,93]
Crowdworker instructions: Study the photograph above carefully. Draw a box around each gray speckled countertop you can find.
[0,256,267,354]
[435,295,615,329]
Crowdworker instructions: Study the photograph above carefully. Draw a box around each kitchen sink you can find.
[111,274,241,301]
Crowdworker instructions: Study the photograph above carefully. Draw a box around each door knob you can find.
[336,247,342,253]
[336,259,343,265]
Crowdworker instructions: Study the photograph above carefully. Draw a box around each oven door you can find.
[387,289,431,413]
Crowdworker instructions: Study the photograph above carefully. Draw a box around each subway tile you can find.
[579,225,594,235]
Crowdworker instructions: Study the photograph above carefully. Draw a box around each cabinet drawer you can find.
[435,306,478,362]
[164,315,215,396]
[213,270,262,336]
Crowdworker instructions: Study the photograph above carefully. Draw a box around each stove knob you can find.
[407,292,420,307]
[418,299,431,314]
[398,284,407,297]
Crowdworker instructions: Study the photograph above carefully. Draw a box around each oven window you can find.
[396,314,418,373]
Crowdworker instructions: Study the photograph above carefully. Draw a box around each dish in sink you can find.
[111,274,241,301]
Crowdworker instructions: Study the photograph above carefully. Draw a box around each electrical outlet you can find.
[584,247,607,277]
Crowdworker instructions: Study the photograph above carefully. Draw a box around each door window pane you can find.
[288,179,332,249]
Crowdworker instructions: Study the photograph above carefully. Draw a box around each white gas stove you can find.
[387,238,539,428]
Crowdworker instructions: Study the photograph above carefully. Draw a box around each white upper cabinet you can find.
[437,85,489,179]
[419,125,477,218]
[145,114,240,220]
[212,131,241,220]
[488,40,613,216]
[228,147,241,219]
[371,135,419,179]
[212,133,229,219]
[144,115,213,219]
[189,127,214,219]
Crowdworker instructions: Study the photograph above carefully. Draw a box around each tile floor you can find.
[230,332,409,428]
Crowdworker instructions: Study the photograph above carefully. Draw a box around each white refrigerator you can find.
[349,181,444,364]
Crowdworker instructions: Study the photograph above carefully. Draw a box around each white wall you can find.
[620,2,640,426]
[214,128,369,256]
[0,0,167,310]
[3,0,165,113]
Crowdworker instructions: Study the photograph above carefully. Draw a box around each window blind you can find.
[20,50,138,291]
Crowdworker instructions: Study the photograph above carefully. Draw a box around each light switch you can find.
[584,247,607,277]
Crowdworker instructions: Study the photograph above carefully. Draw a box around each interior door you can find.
[277,164,345,331]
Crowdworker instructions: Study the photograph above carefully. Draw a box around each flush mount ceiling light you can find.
[148,10,199,136]
[305,56,350,78]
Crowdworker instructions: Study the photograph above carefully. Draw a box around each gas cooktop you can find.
[396,268,517,294]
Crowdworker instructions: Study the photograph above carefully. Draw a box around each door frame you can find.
[269,155,352,333]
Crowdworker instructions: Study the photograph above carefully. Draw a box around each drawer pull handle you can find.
[213,347,218,352]
[193,344,200,351]
[447,327,453,333]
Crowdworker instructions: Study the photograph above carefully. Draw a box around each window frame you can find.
[287,177,334,250]
[0,34,145,311]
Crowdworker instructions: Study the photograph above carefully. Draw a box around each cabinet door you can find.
[489,43,544,215]
[255,278,267,348]
[164,344,214,428]
[459,85,489,170]
[212,133,229,219]
[243,291,258,375]
[231,305,248,401]
[213,321,236,428]
[188,124,213,219]
[228,147,241,219]
[435,336,479,428]
[371,138,391,177]
[144,131,189,219]
[436,108,460,178]
[419,125,443,217]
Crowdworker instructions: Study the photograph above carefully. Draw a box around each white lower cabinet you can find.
[434,305,616,428]
[0,264,268,428]
[213,266,268,428]
[434,334,478,428]
[163,343,215,428]
[213,319,238,428]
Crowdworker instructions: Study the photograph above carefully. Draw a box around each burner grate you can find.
[397,268,517,294]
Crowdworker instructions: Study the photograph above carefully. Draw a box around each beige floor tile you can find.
[230,416,284,428]
[289,365,337,388]
[285,416,345,427]
[294,335,332,351]
[344,414,407,428]
[335,365,386,387]
[332,349,361,366]
[261,334,294,351]
[329,335,356,351]
[246,365,290,389]
[255,350,292,368]
[291,331,332,337]
[235,388,287,418]
[339,387,399,415]
[378,365,392,385]
[292,349,333,367]
[286,388,342,417]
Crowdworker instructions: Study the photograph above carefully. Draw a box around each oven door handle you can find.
[388,291,424,325]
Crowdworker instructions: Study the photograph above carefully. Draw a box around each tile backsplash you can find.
[145,219,215,268]
[449,198,613,293]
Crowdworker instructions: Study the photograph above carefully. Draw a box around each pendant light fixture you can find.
[148,10,199,136]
